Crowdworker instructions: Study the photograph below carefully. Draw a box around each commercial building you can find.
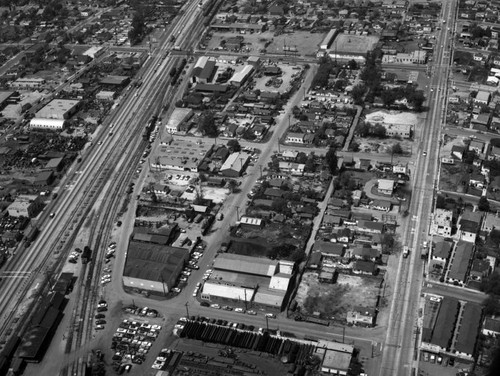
[430,209,453,237]
[382,50,427,64]
[7,195,43,218]
[229,65,254,87]
[11,77,45,89]
[152,139,213,172]
[35,99,80,120]
[122,240,189,294]
[219,152,250,177]
[100,75,130,86]
[96,90,115,101]
[327,34,380,63]
[383,123,412,138]
[316,341,354,375]
[201,254,294,309]
[164,108,194,134]
[83,46,105,59]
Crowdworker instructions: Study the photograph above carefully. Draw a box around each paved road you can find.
[378,1,457,375]
[423,282,486,305]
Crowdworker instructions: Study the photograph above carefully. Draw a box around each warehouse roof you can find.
[214,253,277,277]
[36,99,79,119]
[123,241,188,283]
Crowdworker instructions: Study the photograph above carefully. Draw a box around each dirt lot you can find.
[252,64,303,94]
[439,163,468,193]
[355,137,414,154]
[295,272,382,322]
[205,31,324,56]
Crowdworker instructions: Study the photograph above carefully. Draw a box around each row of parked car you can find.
[111,318,162,370]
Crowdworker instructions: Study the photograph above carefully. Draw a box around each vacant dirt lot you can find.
[295,272,382,322]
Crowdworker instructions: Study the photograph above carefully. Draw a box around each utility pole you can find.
[259,165,263,178]
[342,326,345,343]
[235,206,240,221]
[243,288,248,310]
[185,302,190,318]
[265,315,269,331]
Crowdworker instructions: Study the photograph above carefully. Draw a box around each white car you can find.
[172,287,181,293]
[235,308,245,313]
[210,304,221,309]
[152,324,162,330]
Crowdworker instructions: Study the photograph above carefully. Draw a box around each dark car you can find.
[96,319,106,325]
[97,307,108,312]
[200,301,210,307]
[95,314,105,319]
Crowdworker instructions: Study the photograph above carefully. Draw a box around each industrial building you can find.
[35,99,80,120]
[164,108,194,134]
[193,57,217,84]
[7,195,43,218]
[29,118,66,130]
[319,29,338,50]
[122,240,189,295]
[229,65,254,87]
[201,254,294,310]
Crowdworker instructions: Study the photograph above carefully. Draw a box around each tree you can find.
[479,196,490,212]
[351,84,366,105]
[325,147,337,175]
[227,179,238,193]
[198,111,218,137]
[128,11,145,45]
[227,139,241,152]
[392,143,403,155]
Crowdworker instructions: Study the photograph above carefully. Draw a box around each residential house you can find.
[481,213,500,239]
[454,303,482,360]
[371,199,391,212]
[264,188,285,199]
[312,241,345,258]
[433,241,452,262]
[469,172,485,188]
[351,246,380,261]
[447,241,474,285]
[451,145,465,160]
[356,220,384,234]
[482,316,500,337]
[353,260,377,275]
[279,162,305,175]
[285,132,305,144]
[469,259,490,282]
[458,211,483,243]
[469,140,486,154]
[475,90,491,105]
[378,179,395,195]
[346,306,376,326]
[307,251,322,270]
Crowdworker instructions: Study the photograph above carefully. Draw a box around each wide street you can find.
[378,1,457,375]
[0,0,481,375]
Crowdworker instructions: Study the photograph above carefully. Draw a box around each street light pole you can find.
[236,206,240,221]
[185,302,189,318]
[265,315,269,331]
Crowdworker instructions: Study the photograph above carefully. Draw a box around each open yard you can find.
[205,31,324,57]
[439,163,468,193]
[295,272,382,322]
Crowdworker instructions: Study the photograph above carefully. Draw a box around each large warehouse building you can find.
[35,99,80,120]
[201,254,294,310]
[123,240,189,295]
[327,33,379,63]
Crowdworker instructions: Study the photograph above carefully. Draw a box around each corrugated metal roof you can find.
[214,254,277,277]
